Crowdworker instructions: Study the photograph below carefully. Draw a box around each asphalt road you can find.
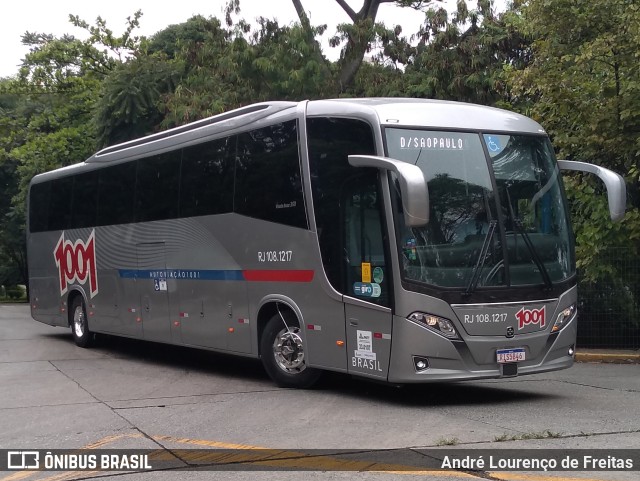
[1,303,639,481]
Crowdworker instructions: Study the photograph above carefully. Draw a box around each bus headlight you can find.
[408,312,460,340]
[552,304,576,332]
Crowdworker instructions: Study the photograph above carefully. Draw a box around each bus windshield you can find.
[385,128,574,289]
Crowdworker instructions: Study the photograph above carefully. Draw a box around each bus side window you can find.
[29,182,51,233]
[97,162,136,226]
[48,177,74,231]
[71,171,98,228]
[180,137,234,217]
[234,120,307,229]
[135,151,181,223]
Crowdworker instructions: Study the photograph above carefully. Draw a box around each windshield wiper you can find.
[512,219,553,290]
[503,185,553,290]
[464,219,498,296]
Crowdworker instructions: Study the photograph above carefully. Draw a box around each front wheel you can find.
[260,314,321,388]
[71,296,94,348]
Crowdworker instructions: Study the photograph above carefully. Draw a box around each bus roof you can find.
[30,98,546,185]
[94,98,546,161]
[307,98,546,134]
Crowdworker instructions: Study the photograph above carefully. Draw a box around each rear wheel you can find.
[260,313,321,388]
[71,296,93,348]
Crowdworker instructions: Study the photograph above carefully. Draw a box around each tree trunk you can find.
[293,0,429,92]
[291,0,336,92]
[336,0,384,91]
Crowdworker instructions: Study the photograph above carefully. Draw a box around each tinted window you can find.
[234,120,307,229]
[97,162,136,226]
[343,171,391,307]
[307,117,376,293]
[29,182,51,233]
[48,176,74,231]
[71,171,98,228]
[135,152,181,222]
[181,137,234,217]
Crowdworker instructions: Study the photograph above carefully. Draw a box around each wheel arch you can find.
[256,295,305,357]
[66,288,88,327]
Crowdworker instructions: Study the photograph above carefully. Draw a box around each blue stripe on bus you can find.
[118,269,245,281]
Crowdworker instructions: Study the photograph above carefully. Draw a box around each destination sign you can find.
[398,135,465,151]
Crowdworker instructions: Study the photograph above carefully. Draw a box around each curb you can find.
[575,351,640,364]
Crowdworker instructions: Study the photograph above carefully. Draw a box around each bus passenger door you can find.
[136,243,171,342]
[343,173,393,380]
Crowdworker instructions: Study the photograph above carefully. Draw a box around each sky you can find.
[0,0,508,78]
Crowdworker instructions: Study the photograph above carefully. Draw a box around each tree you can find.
[0,82,24,287]
[0,81,96,292]
[293,0,441,92]
[506,0,640,174]
[401,0,529,104]
[0,12,143,290]
[94,54,180,146]
[154,12,336,128]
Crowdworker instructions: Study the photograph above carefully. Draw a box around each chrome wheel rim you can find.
[272,327,306,373]
[73,305,85,338]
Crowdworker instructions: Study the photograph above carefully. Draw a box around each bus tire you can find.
[71,296,93,348]
[260,314,321,388]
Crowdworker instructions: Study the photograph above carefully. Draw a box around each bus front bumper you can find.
[387,314,576,383]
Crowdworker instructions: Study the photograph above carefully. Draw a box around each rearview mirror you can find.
[558,160,626,222]
[348,155,429,227]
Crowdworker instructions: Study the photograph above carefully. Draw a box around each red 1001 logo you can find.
[53,230,98,298]
[515,306,545,330]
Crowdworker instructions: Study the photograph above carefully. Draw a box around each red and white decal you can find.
[516,306,545,330]
[54,230,98,298]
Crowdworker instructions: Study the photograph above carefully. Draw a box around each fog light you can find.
[413,356,430,372]
[568,345,575,356]
[408,312,460,340]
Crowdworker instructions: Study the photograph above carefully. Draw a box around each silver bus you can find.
[27,99,626,388]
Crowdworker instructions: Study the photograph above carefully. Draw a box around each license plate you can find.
[496,348,526,364]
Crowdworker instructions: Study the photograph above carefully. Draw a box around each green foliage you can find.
[68,10,143,64]
[347,62,405,98]
[506,0,640,173]
[17,11,142,87]
[326,0,443,90]
[4,286,26,300]
[0,82,96,288]
[564,175,640,281]
[94,55,181,146]
[0,12,143,288]
[0,90,29,287]
[401,0,528,104]
[157,14,336,128]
